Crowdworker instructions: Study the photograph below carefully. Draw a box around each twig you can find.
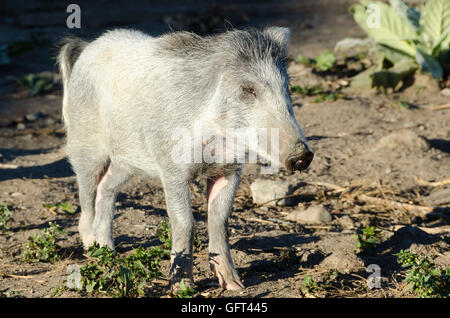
[256,181,347,207]
[356,194,433,217]
[247,217,277,225]
[256,192,303,207]
[413,176,450,187]
[0,163,18,169]
[307,181,346,193]
[0,270,35,279]
[430,103,450,111]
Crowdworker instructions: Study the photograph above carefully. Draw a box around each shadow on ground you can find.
[0,158,73,181]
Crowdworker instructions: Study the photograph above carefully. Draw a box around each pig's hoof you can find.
[94,236,115,250]
[80,233,96,250]
[210,254,244,290]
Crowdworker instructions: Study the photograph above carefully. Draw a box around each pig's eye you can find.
[242,86,256,98]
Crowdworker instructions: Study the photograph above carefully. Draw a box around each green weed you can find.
[176,279,195,298]
[354,226,381,253]
[314,50,337,71]
[22,222,66,263]
[79,243,163,297]
[395,249,450,298]
[43,201,77,215]
[11,73,56,96]
[0,204,13,231]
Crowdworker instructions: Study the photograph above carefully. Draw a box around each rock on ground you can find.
[374,130,430,152]
[319,250,365,273]
[250,179,295,206]
[285,205,332,224]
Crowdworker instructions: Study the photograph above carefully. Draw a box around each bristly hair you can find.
[222,28,289,67]
[157,27,289,67]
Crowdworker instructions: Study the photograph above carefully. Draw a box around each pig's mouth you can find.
[285,150,314,172]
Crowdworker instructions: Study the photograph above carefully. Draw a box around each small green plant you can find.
[354,226,381,253]
[290,85,345,102]
[312,92,346,103]
[51,285,64,297]
[22,222,66,263]
[11,73,56,96]
[0,204,13,231]
[79,243,163,297]
[301,270,347,296]
[156,220,172,256]
[290,84,324,96]
[314,50,337,71]
[43,201,77,215]
[296,53,311,65]
[295,51,337,71]
[395,249,450,298]
[176,279,195,298]
[302,275,320,294]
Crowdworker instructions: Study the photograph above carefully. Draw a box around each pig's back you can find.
[67,29,207,168]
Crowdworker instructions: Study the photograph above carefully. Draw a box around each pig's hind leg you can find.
[68,148,109,249]
[207,170,244,290]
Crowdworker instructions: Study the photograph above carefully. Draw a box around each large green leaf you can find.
[420,0,450,54]
[334,38,376,52]
[390,0,420,32]
[350,0,418,57]
[416,49,444,79]
[371,58,418,89]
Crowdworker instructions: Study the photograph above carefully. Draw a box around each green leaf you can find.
[334,37,376,52]
[371,58,418,89]
[59,201,76,214]
[389,0,420,32]
[314,51,336,71]
[296,53,311,65]
[350,1,418,57]
[420,0,450,54]
[416,49,444,79]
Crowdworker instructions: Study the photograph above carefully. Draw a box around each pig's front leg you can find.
[161,175,195,293]
[207,169,244,290]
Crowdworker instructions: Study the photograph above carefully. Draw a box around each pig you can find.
[57,27,313,292]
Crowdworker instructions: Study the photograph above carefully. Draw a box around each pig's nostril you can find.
[285,150,314,171]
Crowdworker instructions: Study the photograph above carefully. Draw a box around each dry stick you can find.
[430,103,450,111]
[0,270,35,279]
[413,175,450,187]
[0,163,18,169]
[356,194,433,217]
[306,181,346,193]
[256,192,303,207]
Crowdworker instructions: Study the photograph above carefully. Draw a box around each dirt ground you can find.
[0,1,449,298]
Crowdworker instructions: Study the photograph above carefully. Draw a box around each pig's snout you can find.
[285,149,314,172]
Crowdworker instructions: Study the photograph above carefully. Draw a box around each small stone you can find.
[319,250,365,272]
[423,188,450,206]
[16,123,25,130]
[338,215,355,229]
[25,113,39,121]
[440,88,450,97]
[285,205,332,224]
[374,130,429,152]
[338,79,349,87]
[250,179,294,206]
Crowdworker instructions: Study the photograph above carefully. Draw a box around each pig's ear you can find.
[265,27,291,50]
